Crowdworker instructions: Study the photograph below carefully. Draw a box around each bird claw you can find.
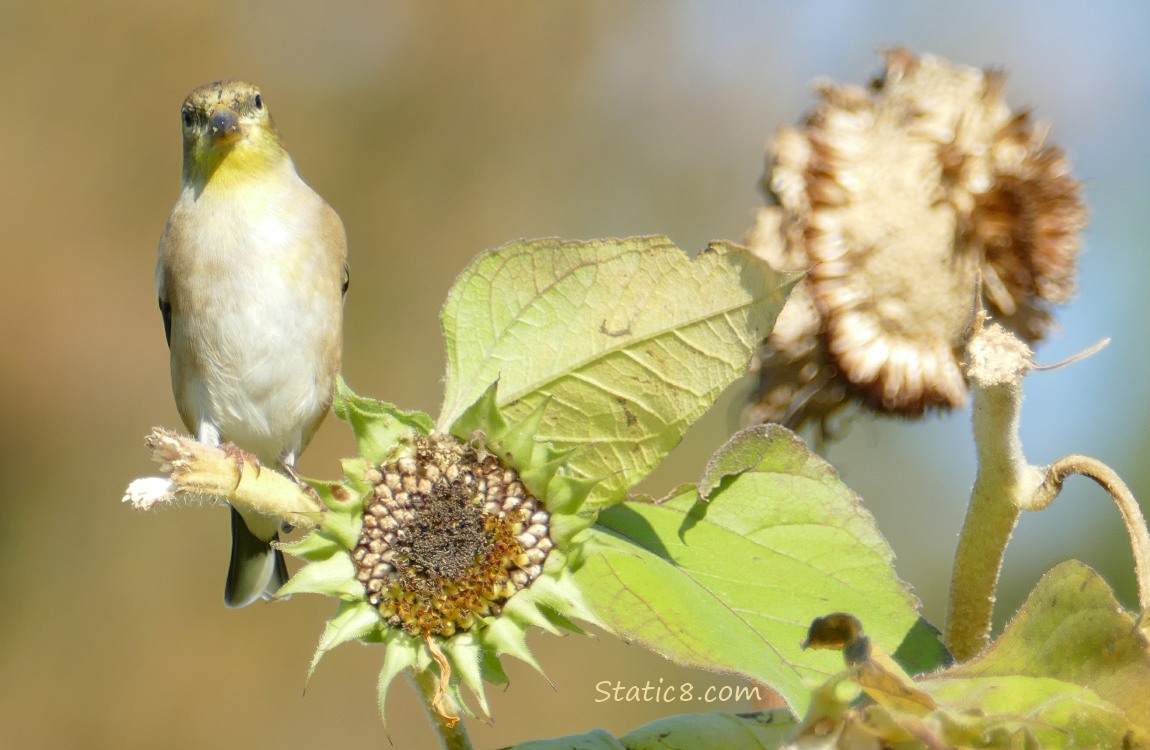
[221,442,261,491]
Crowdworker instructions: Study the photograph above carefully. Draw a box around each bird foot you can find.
[278,461,321,532]
[221,442,262,490]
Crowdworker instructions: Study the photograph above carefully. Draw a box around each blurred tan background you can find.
[2,2,1148,747]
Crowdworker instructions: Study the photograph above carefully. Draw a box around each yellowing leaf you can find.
[439,237,797,507]
[943,560,1150,737]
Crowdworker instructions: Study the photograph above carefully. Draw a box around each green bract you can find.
[281,380,601,721]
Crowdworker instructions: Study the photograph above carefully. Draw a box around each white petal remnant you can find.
[122,476,176,510]
[748,48,1085,433]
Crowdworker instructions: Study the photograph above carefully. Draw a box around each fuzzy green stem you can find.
[947,383,1034,660]
[126,427,323,531]
[946,323,1041,661]
[411,667,473,750]
[1027,454,1150,613]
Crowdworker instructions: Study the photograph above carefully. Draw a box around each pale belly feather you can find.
[165,185,340,464]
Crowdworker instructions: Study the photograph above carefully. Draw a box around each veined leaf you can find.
[439,236,797,507]
[509,710,795,750]
[570,425,941,715]
[940,560,1150,738]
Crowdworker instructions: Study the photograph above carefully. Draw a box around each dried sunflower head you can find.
[747,48,1086,434]
[279,381,600,723]
[352,432,552,638]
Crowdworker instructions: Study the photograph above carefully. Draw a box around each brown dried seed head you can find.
[748,48,1084,433]
[350,433,552,638]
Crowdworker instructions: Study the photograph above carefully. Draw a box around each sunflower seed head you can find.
[351,433,552,637]
[748,48,1084,436]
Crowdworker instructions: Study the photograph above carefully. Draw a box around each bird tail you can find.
[224,507,289,608]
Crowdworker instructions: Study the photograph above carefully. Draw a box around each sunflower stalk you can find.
[411,647,474,750]
[945,321,1040,660]
[946,321,1148,659]
[123,427,324,531]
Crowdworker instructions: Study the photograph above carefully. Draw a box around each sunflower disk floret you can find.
[351,433,553,638]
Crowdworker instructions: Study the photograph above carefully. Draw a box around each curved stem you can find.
[946,321,1041,661]
[945,382,1035,661]
[1027,454,1150,612]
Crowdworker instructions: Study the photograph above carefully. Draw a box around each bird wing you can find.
[159,295,173,348]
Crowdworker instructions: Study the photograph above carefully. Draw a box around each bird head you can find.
[179,80,288,191]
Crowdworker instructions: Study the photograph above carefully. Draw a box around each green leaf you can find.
[508,729,623,750]
[919,675,1135,748]
[782,564,1149,747]
[791,667,1136,749]
[333,376,434,463]
[622,710,795,750]
[507,711,795,750]
[941,559,1150,737]
[698,423,779,501]
[570,425,939,715]
[439,236,797,507]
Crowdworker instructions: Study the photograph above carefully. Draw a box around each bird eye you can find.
[181,108,193,128]
[254,93,263,110]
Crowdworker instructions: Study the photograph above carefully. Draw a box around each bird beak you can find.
[208,106,242,146]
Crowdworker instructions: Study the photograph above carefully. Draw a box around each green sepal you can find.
[545,483,599,546]
[276,552,362,600]
[482,610,547,680]
[493,392,548,463]
[443,633,493,717]
[339,457,376,499]
[279,530,344,562]
[308,601,382,680]
[525,568,601,632]
[317,504,363,551]
[478,641,510,686]
[391,636,486,722]
[334,376,434,464]
[377,634,421,730]
[490,396,565,494]
[452,378,601,539]
[521,449,578,504]
[299,473,357,514]
[502,588,566,636]
[448,379,506,441]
